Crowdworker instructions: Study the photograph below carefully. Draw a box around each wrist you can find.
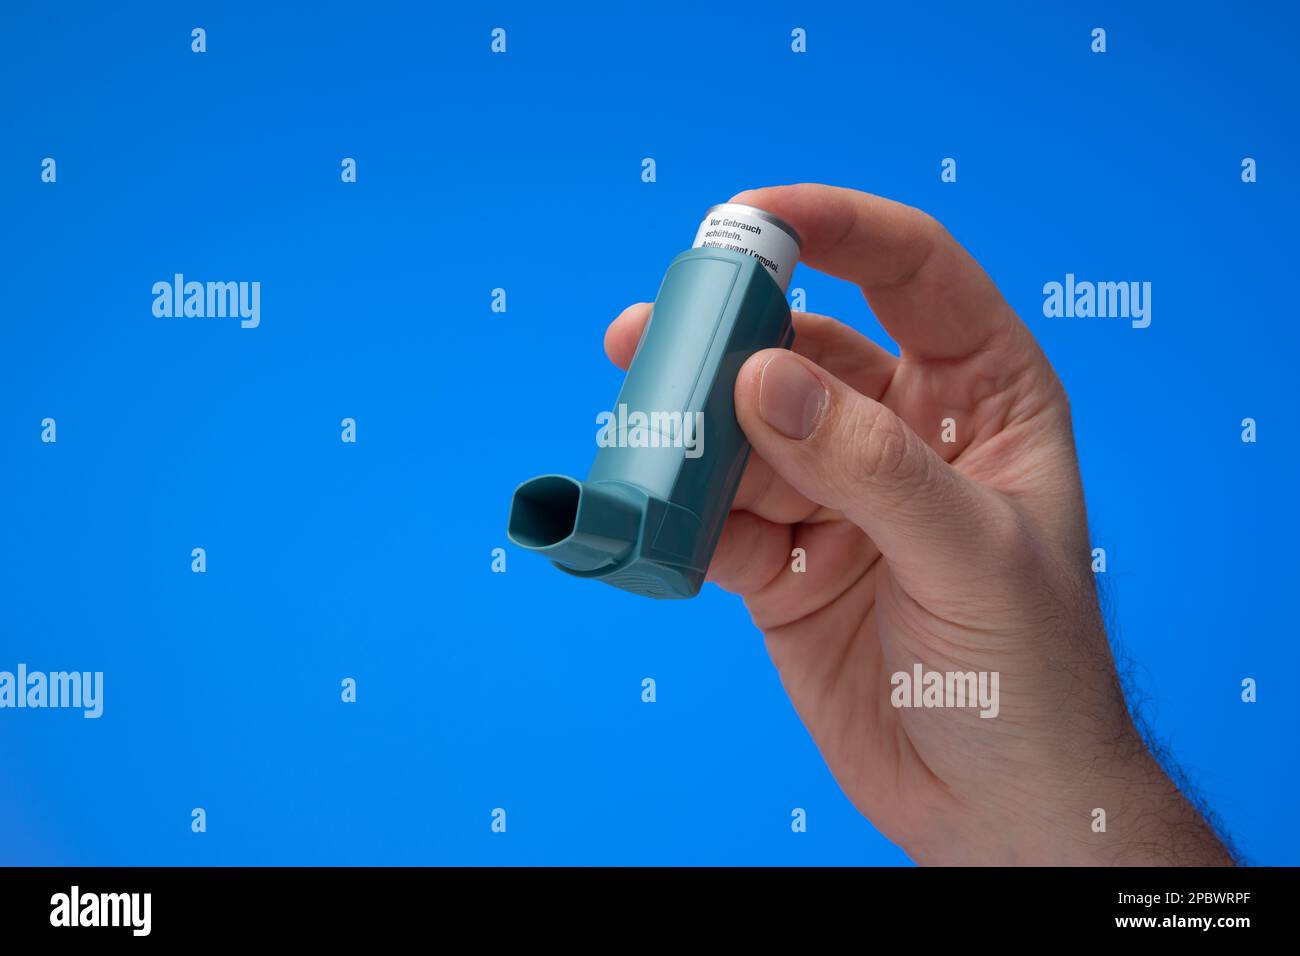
[1003,730,1233,866]
[900,729,1234,866]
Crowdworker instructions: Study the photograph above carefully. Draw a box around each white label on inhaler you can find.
[691,203,800,293]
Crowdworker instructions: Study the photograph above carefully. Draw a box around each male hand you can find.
[605,184,1232,866]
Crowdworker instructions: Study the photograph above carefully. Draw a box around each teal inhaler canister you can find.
[507,202,801,599]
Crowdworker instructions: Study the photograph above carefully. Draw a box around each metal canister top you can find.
[691,202,801,292]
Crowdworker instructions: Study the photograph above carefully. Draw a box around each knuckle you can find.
[900,207,946,263]
[909,207,945,241]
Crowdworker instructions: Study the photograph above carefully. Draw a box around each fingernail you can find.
[758,352,827,440]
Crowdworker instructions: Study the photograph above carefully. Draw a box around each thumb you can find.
[734,349,1011,582]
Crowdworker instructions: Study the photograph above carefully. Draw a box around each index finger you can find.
[730,184,1044,367]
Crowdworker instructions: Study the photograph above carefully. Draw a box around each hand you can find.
[605,184,1233,866]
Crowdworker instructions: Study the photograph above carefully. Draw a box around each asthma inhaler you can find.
[507,203,800,599]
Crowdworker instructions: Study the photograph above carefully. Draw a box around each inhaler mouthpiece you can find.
[691,202,801,293]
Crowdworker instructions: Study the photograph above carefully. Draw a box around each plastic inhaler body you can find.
[507,203,800,599]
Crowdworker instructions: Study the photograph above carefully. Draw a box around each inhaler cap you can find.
[691,202,801,293]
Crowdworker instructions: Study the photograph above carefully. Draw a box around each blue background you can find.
[1,1,1295,865]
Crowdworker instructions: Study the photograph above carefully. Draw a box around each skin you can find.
[605,184,1233,866]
